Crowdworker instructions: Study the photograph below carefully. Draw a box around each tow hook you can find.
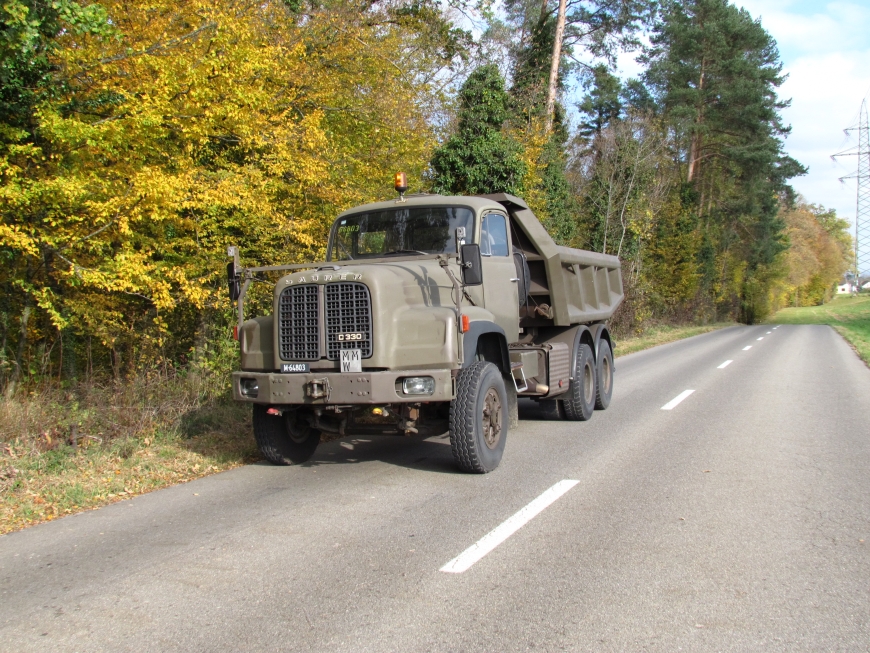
[306,377,332,400]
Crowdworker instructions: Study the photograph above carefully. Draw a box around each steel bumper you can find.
[232,369,455,405]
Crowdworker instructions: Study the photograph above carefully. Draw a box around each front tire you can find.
[563,343,596,421]
[253,405,321,465]
[449,362,508,473]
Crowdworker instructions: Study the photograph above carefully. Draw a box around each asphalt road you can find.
[2,324,869,652]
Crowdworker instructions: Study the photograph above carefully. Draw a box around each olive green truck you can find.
[228,190,623,473]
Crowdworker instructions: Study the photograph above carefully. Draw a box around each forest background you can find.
[0,0,856,525]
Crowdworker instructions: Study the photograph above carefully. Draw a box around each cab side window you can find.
[480,213,509,257]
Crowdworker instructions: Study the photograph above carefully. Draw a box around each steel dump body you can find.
[479,194,623,326]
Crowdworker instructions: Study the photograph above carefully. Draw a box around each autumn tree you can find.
[777,201,853,307]
[0,0,465,388]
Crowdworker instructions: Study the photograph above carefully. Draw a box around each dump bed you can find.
[480,194,624,326]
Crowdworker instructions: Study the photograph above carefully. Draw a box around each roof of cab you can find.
[335,194,508,219]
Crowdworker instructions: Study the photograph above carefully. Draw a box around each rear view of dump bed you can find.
[479,194,624,326]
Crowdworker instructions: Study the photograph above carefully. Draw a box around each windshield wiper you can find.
[381,249,429,256]
[336,240,354,260]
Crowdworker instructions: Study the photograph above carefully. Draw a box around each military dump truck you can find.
[227,180,623,473]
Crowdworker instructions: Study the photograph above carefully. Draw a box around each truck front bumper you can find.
[232,369,455,405]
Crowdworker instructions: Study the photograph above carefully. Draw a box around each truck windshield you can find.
[329,206,474,260]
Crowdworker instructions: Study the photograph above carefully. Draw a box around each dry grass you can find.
[0,375,258,534]
[614,322,737,357]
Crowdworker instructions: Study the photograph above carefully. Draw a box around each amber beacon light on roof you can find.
[394,171,408,200]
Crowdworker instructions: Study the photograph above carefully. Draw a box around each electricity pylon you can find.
[833,99,870,280]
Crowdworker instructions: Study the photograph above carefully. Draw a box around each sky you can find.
[616,0,870,229]
[738,0,870,228]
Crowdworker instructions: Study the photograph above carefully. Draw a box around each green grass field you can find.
[769,294,870,365]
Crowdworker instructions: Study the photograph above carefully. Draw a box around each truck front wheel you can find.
[563,343,596,421]
[449,361,508,473]
[253,405,321,465]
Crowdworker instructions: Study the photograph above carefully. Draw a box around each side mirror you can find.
[460,243,483,286]
[227,261,241,301]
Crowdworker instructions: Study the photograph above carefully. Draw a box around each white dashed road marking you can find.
[718,360,733,369]
[757,337,764,341]
[743,346,752,350]
[440,480,580,574]
[661,390,695,411]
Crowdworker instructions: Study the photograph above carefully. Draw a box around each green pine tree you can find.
[430,65,527,195]
[642,0,806,322]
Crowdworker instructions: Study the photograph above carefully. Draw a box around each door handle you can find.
[510,278,520,282]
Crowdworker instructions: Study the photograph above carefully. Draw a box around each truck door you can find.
[479,212,519,343]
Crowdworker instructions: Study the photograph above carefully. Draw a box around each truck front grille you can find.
[278,282,373,361]
[325,282,373,360]
[278,284,320,361]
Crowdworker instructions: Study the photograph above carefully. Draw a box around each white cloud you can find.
[779,50,870,219]
[740,1,870,57]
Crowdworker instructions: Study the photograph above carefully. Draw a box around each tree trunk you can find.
[6,301,32,398]
[544,0,567,132]
[687,58,706,183]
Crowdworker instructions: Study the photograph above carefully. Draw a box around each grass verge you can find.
[0,377,258,535]
[1,320,737,535]
[769,294,870,365]
[614,322,736,357]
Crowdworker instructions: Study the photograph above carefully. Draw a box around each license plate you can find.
[281,363,309,373]
[340,349,362,373]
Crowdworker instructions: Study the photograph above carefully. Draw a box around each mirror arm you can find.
[237,275,252,333]
[438,254,464,366]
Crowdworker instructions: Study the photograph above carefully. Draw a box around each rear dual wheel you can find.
[594,340,614,410]
[541,339,613,422]
[563,343,596,421]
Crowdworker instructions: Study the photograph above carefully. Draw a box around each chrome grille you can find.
[278,284,320,361]
[325,282,373,360]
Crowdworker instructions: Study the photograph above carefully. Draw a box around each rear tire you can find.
[563,343,595,421]
[449,362,508,473]
[253,405,320,465]
[594,340,614,410]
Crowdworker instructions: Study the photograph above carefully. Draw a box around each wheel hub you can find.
[482,388,503,449]
[285,414,311,444]
[584,361,595,404]
[602,357,612,394]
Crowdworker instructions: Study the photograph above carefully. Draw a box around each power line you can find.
[832,98,870,279]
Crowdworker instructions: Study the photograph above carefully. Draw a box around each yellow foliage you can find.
[771,201,853,308]
[1,0,442,362]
